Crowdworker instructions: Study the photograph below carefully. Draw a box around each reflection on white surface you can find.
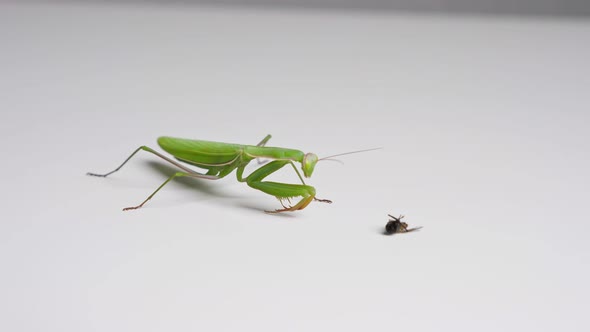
[1,2,589,331]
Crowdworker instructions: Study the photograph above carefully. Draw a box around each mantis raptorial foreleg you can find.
[237,160,331,213]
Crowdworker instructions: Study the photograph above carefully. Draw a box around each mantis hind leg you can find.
[87,146,219,180]
[122,171,218,211]
[87,146,221,210]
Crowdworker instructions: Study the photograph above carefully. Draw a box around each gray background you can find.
[22,0,590,16]
[1,2,589,332]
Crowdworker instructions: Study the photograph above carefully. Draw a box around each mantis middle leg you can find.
[255,134,272,164]
[256,134,272,147]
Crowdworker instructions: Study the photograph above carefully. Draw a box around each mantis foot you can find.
[266,195,332,213]
[86,172,107,177]
[122,205,143,211]
[314,197,332,204]
[266,195,315,213]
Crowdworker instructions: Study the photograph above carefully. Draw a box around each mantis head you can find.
[302,153,318,178]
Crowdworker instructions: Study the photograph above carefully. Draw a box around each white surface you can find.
[1,3,589,331]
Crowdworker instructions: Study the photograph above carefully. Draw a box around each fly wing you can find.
[405,226,423,233]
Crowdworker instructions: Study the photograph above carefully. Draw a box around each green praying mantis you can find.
[87,135,379,213]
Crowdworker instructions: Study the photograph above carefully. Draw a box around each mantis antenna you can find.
[319,147,382,162]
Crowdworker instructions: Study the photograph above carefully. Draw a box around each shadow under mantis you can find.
[145,161,295,216]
